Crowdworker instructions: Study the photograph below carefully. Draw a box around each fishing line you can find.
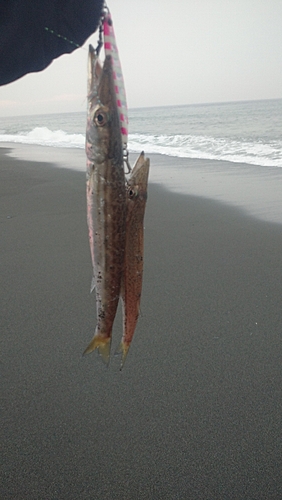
[44,2,108,53]
[44,27,87,51]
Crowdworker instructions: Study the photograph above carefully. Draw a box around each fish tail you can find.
[83,332,111,364]
[115,341,130,370]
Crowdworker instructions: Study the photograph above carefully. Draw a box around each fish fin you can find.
[115,341,130,370]
[83,334,111,365]
[90,276,96,293]
[98,341,111,365]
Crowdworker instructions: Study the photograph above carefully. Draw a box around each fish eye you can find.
[94,109,108,127]
[128,188,138,199]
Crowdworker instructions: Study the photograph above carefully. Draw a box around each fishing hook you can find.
[95,16,104,56]
[123,148,131,174]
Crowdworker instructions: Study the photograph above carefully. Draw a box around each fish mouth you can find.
[127,152,150,189]
[87,45,113,101]
[87,47,117,110]
[89,43,95,55]
[87,45,98,99]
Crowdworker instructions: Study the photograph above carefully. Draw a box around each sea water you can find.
[1,98,281,168]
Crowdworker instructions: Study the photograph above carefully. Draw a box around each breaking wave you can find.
[129,133,282,168]
[0,126,281,168]
[0,126,85,148]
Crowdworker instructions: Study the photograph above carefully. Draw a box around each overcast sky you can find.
[1,0,282,116]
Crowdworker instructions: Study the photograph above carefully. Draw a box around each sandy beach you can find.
[1,145,282,499]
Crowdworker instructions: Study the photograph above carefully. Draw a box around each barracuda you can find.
[117,152,150,369]
[84,44,126,363]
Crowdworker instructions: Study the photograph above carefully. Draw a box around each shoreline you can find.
[1,142,282,224]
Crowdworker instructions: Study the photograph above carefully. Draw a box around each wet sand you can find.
[1,146,282,499]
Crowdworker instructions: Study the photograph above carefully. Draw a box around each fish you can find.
[117,152,150,368]
[84,44,126,363]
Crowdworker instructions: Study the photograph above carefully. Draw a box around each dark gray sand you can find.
[1,147,282,499]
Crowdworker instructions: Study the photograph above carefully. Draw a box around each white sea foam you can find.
[0,127,85,149]
[128,133,282,168]
[0,126,281,168]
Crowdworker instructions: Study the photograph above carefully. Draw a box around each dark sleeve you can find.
[0,0,104,86]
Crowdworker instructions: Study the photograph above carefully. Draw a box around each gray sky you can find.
[1,0,282,116]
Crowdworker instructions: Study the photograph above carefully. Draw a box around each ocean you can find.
[1,98,281,168]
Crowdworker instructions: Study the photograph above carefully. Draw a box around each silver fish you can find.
[84,45,126,363]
